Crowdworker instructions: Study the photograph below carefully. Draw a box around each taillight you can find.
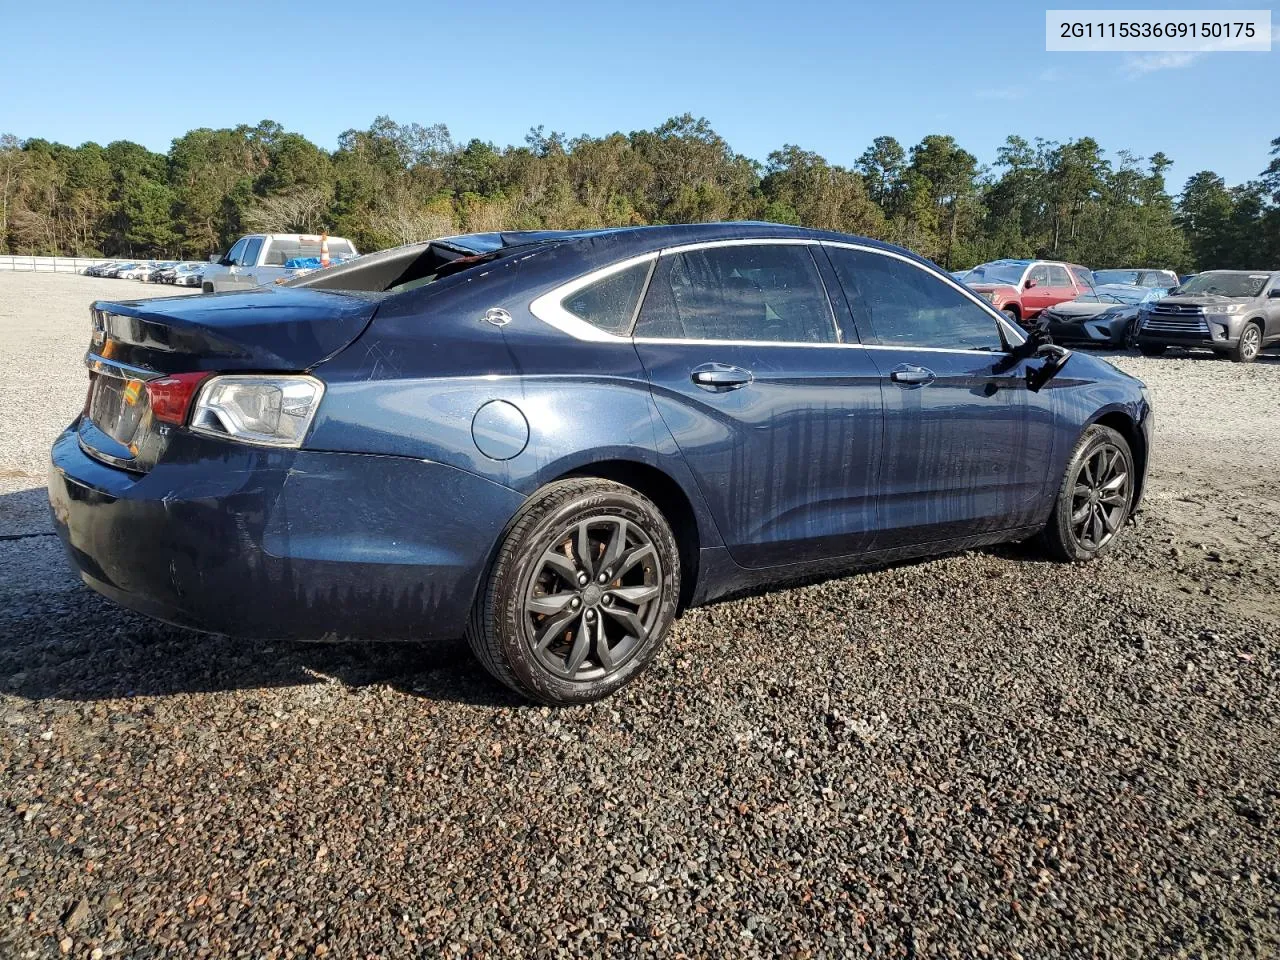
[146,372,211,425]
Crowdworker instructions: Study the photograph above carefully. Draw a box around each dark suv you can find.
[1136,270,1280,362]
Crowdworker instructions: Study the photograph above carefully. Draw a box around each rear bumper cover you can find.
[48,423,525,641]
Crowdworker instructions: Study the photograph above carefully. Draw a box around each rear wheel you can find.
[1138,343,1167,356]
[1232,321,1263,363]
[1041,425,1136,562]
[466,478,680,705]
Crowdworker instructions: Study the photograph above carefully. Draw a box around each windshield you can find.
[1093,270,1140,286]
[1175,272,1269,298]
[966,262,1026,286]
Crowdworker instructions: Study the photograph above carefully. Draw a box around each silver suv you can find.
[1136,270,1280,362]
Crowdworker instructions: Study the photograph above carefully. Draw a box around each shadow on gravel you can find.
[0,582,525,708]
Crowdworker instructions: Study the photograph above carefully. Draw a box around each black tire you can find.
[1002,307,1020,325]
[1231,321,1263,363]
[1138,343,1167,356]
[1040,424,1136,562]
[465,478,680,705]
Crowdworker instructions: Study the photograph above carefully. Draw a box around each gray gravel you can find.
[1,273,1277,958]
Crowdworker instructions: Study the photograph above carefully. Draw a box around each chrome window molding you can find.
[528,252,658,343]
[528,236,1026,353]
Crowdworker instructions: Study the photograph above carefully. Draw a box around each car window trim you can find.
[528,237,1024,354]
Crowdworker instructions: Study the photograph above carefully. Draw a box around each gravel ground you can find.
[1,272,1277,959]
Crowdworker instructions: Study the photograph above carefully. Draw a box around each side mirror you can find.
[1024,277,1038,289]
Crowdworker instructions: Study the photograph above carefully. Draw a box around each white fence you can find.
[0,255,128,274]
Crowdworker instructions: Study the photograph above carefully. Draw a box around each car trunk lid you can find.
[81,287,382,472]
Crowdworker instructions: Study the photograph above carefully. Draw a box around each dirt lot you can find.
[1,272,1277,958]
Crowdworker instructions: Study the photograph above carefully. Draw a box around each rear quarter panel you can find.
[306,250,725,551]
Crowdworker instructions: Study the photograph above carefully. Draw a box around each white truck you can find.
[201,233,358,293]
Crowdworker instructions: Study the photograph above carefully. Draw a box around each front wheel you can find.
[466,478,680,705]
[1138,343,1167,356]
[1232,322,1263,363]
[1041,425,1136,562]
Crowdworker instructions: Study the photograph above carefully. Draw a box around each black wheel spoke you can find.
[564,628,591,676]
[574,521,595,577]
[1101,471,1127,492]
[600,519,628,573]
[1101,505,1120,533]
[608,584,661,605]
[1090,504,1104,545]
[535,608,581,652]
[601,604,646,639]
[541,551,579,586]
[613,543,655,580]
[528,592,577,616]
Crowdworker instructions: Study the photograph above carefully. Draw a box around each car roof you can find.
[437,221,935,266]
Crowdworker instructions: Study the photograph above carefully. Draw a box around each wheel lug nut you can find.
[570,597,581,609]
[597,573,608,584]
[577,573,589,586]
[602,595,613,606]
[584,609,595,620]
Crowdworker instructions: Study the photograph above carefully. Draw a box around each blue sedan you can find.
[48,223,1154,704]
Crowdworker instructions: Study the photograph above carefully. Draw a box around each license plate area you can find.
[81,355,160,470]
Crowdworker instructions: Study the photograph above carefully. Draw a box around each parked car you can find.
[1092,268,1179,290]
[1041,284,1166,347]
[49,223,1153,705]
[173,262,206,287]
[116,262,156,281]
[102,262,138,279]
[963,259,1096,325]
[202,234,358,293]
[1136,270,1280,362]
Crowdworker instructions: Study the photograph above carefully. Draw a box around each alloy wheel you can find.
[524,516,663,681]
[1241,324,1261,360]
[1070,443,1131,551]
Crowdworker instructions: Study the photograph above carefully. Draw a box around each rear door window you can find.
[634,244,838,343]
[826,247,1003,351]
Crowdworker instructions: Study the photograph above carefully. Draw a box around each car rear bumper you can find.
[48,422,525,642]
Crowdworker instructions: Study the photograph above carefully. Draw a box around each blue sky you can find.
[2,0,1275,191]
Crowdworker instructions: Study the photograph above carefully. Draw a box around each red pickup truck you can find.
[962,259,1095,325]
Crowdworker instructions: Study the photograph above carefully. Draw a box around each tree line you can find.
[1,115,1277,272]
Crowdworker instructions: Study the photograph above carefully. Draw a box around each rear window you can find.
[265,239,357,266]
[562,261,652,334]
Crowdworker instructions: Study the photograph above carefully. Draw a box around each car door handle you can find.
[889,364,935,386]
[691,363,753,391]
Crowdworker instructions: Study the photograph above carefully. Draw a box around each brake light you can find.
[146,372,211,425]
